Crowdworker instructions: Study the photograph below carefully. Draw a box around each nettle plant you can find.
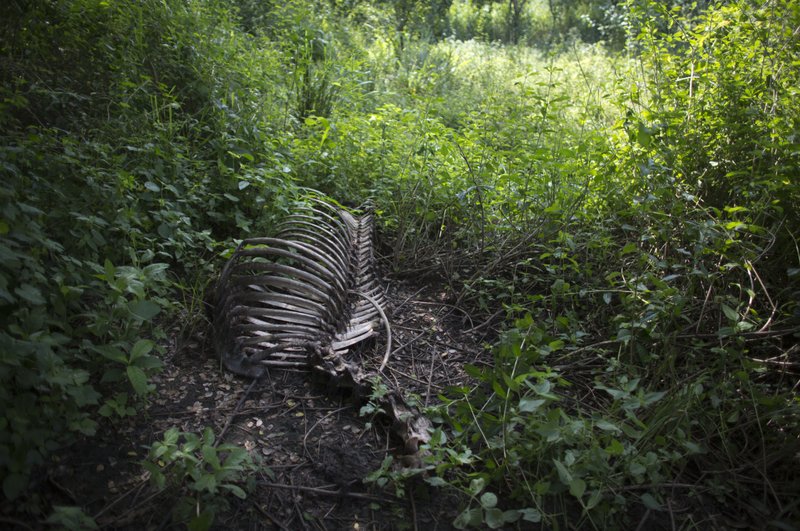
[143,427,257,530]
[0,189,168,500]
[422,313,685,529]
[0,0,286,506]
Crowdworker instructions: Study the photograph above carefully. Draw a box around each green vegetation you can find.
[1,0,798,528]
[143,427,257,528]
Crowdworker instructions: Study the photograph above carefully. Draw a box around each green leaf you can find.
[14,284,45,305]
[202,427,215,446]
[130,339,154,361]
[68,384,101,406]
[620,422,643,439]
[544,202,561,214]
[534,480,551,495]
[134,355,164,370]
[642,390,666,406]
[718,326,735,338]
[468,477,486,496]
[724,221,746,231]
[144,181,161,192]
[484,508,505,529]
[143,263,169,277]
[193,473,217,493]
[223,484,247,499]
[464,364,484,379]
[519,397,546,413]
[164,427,180,445]
[721,303,739,321]
[724,206,748,214]
[430,428,447,445]
[595,383,627,400]
[595,419,621,433]
[553,459,572,485]
[533,380,558,399]
[128,300,161,321]
[453,508,482,529]
[153,444,169,459]
[46,506,99,530]
[142,461,166,489]
[629,461,646,477]
[636,123,652,148]
[682,440,704,454]
[127,366,149,396]
[519,508,542,523]
[548,339,565,351]
[605,439,625,456]
[480,492,498,509]
[202,445,221,470]
[103,258,115,282]
[585,490,602,510]
[569,478,586,499]
[425,476,448,487]
[620,242,638,255]
[640,492,661,510]
[502,510,521,523]
[491,379,507,398]
[95,345,128,364]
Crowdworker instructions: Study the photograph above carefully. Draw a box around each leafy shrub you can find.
[143,427,257,530]
[0,0,292,507]
[1,1,797,529]
[350,2,799,528]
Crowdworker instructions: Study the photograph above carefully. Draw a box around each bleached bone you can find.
[212,191,431,454]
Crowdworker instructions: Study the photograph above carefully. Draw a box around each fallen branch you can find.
[258,481,392,503]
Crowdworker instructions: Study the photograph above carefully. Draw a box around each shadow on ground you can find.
[42,280,494,530]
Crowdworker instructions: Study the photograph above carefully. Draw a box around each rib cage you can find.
[213,193,386,377]
[212,191,431,455]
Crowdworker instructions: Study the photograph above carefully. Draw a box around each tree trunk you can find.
[508,0,527,44]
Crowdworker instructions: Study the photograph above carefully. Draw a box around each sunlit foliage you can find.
[1,0,797,527]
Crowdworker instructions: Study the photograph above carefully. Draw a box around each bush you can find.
[0,0,291,504]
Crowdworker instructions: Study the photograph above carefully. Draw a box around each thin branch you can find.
[258,481,390,502]
[214,377,260,447]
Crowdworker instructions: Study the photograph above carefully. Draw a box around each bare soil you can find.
[36,280,495,530]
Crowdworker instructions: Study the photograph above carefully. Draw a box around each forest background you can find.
[1,0,799,529]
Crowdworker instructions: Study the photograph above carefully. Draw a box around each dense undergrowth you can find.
[1,0,798,528]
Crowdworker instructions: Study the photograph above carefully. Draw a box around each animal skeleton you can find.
[212,191,431,454]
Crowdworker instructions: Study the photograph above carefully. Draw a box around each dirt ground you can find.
[36,279,496,530]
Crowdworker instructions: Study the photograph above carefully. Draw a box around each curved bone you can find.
[211,191,431,457]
